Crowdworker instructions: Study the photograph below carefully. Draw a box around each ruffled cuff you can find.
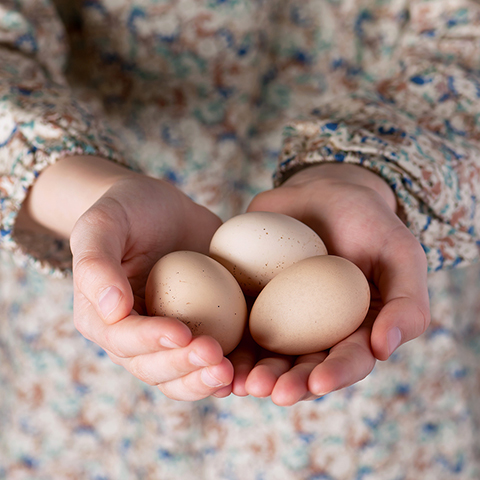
[274,92,480,273]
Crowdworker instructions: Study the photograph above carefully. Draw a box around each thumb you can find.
[70,202,134,324]
[370,233,431,360]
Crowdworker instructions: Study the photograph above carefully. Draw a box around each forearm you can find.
[16,156,138,239]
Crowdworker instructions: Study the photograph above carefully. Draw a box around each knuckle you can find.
[137,320,163,348]
[157,382,208,402]
[72,255,106,296]
[101,326,125,358]
[418,305,431,335]
[106,352,123,366]
[394,234,418,260]
[72,254,96,277]
[71,203,124,265]
[412,240,428,268]
[156,384,181,401]
[127,356,157,386]
[409,239,428,271]
[75,200,120,231]
[388,223,423,253]
[70,209,103,254]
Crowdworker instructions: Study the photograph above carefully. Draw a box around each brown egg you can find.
[209,211,327,296]
[145,251,248,355]
[249,255,370,355]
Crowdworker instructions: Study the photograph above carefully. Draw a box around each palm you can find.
[229,168,429,405]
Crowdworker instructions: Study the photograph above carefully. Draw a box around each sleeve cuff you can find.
[0,91,136,276]
[274,93,480,273]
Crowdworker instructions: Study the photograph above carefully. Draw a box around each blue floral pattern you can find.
[0,0,479,478]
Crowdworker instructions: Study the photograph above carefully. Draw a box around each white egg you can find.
[209,211,327,296]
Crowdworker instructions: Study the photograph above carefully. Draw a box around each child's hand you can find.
[67,167,233,401]
[232,163,430,406]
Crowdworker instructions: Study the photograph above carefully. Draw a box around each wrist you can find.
[17,155,138,238]
[283,163,397,213]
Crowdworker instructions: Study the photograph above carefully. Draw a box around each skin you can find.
[235,163,430,405]
[17,156,430,404]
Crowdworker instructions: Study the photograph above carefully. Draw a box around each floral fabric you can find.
[0,0,479,478]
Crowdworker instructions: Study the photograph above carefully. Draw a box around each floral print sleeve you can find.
[1,2,480,479]
[0,0,127,275]
[3,0,479,276]
[274,0,480,273]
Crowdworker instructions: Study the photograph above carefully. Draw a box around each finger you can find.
[371,227,431,360]
[74,286,192,357]
[212,384,233,398]
[133,294,147,315]
[158,358,234,402]
[300,393,321,402]
[244,355,292,398]
[70,199,134,324]
[308,324,376,396]
[230,357,256,396]
[228,332,258,397]
[271,352,328,406]
[110,335,225,386]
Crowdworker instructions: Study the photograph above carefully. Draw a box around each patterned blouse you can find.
[0,0,479,479]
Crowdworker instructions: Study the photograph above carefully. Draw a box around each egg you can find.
[249,255,370,355]
[209,211,327,296]
[145,251,248,355]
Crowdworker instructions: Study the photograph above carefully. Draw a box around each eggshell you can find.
[145,251,248,355]
[209,211,327,296]
[249,255,370,355]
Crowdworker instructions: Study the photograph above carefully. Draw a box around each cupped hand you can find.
[231,162,430,406]
[70,174,234,401]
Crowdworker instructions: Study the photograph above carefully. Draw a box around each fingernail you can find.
[387,327,402,355]
[159,337,182,349]
[98,286,122,320]
[188,351,209,367]
[201,368,225,388]
[311,389,330,398]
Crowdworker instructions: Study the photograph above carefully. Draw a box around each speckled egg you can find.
[249,255,370,355]
[209,211,327,296]
[145,251,248,355]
